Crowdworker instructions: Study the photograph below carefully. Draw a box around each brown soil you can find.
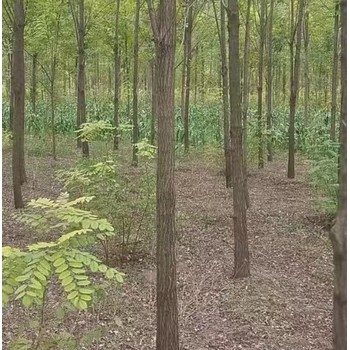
[2,151,333,350]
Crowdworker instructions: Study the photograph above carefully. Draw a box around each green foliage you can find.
[2,129,12,151]
[3,194,125,311]
[57,156,156,255]
[75,120,115,142]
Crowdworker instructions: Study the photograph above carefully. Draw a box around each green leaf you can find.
[79,288,94,295]
[105,269,114,279]
[67,291,79,300]
[22,295,34,308]
[56,263,69,274]
[62,276,74,287]
[15,274,30,282]
[89,261,99,273]
[74,275,88,280]
[53,257,65,268]
[72,268,85,274]
[115,274,124,283]
[64,282,76,292]
[37,265,50,277]
[34,271,46,282]
[78,299,88,310]
[58,270,71,280]
[77,280,90,286]
[69,261,83,268]
[3,285,14,294]
[15,284,27,295]
[80,294,92,301]
[98,265,108,273]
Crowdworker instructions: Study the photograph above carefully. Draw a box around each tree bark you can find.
[31,53,37,115]
[148,0,179,348]
[12,0,25,208]
[288,0,304,179]
[213,0,232,188]
[77,0,89,156]
[181,0,193,152]
[303,6,310,126]
[242,0,251,206]
[227,0,250,278]
[330,0,340,142]
[9,53,14,131]
[132,0,141,166]
[330,1,346,349]
[113,0,121,150]
[151,58,157,145]
[266,0,274,162]
[257,0,266,169]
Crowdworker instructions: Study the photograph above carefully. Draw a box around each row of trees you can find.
[5,0,346,349]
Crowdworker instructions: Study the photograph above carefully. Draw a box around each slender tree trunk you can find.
[113,0,121,150]
[31,53,37,114]
[9,53,14,131]
[151,58,157,145]
[282,62,287,104]
[227,0,250,278]
[76,0,89,156]
[257,0,266,168]
[330,1,346,349]
[330,0,340,141]
[288,0,304,178]
[182,0,193,152]
[242,0,251,206]
[125,35,131,124]
[194,46,198,105]
[12,0,25,208]
[148,0,179,348]
[217,1,232,187]
[51,55,57,161]
[132,0,141,166]
[266,0,274,161]
[303,6,310,125]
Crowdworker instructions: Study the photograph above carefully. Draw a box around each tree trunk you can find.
[181,0,193,152]
[148,0,179,348]
[288,0,304,178]
[113,0,121,150]
[242,0,251,206]
[151,58,157,145]
[330,1,346,349]
[227,0,250,278]
[132,0,141,166]
[31,53,37,114]
[257,0,266,169]
[77,0,89,156]
[303,6,310,126]
[330,0,340,142]
[220,2,232,187]
[12,0,25,208]
[9,53,14,131]
[266,0,274,162]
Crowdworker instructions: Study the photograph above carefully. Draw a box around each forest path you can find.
[172,155,333,350]
[2,152,333,349]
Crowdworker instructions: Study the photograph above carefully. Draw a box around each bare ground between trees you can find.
[2,151,333,350]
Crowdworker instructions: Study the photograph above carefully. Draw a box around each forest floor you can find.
[2,143,333,350]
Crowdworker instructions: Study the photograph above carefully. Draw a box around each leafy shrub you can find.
[57,151,156,261]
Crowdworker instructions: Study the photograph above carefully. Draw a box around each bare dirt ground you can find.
[2,151,333,350]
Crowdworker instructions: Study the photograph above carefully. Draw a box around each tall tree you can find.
[227,0,250,278]
[148,0,179,348]
[242,0,251,207]
[12,0,25,208]
[330,1,346,348]
[181,0,193,152]
[257,0,266,168]
[212,0,232,187]
[70,0,89,156]
[287,0,304,178]
[330,0,340,142]
[132,0,141,166]
[266,0,274,162]
[303,4,310,125]
[113,0,121,150]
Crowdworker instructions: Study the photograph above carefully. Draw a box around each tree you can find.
[181,0,193,153]
[287,0,304,178]
[148,0,179,348]
[330,0,340,142]
[303,3,310,125]
[257,0,266,169]
[266,0,274,162]
[330,1,346,348]
[212,0,232,187]
[132,0,141,166]
[70,0,89,156]
[113,0,121,150]
[12,0,25,209]
[227,0,250,278]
